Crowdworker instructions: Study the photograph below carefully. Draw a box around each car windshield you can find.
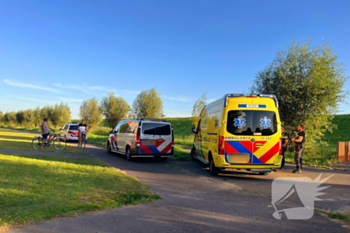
[142,123,171,135]
[227,110,278,136]
[69,125,79,131]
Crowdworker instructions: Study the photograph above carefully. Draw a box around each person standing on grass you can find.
[280,126,288,170]
[78,119,87,148]
[292,124,306,174]
[40,117,54,150]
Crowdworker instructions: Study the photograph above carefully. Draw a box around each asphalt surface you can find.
[4,143,350,233]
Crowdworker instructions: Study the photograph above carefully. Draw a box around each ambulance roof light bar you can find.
[257,94,279,108]
[223,94,245,107]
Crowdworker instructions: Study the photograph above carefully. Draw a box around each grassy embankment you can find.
[3,114,349,164]
[0,128,84,154]
[0,153,160,229]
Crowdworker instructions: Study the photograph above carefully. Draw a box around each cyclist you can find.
[40,117,55,150]
[78,119,88,148]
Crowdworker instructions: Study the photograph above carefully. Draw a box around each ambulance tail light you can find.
[136,135,140,144]
[219,136,225,155]
[279,137,282,155]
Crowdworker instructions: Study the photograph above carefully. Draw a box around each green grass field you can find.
[3,114,349,165]
[0,128,85,154]
[0,153,160,229]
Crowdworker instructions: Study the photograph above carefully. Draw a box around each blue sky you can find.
[0,0,349,119]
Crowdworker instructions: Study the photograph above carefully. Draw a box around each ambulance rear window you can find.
[227,110,277,136]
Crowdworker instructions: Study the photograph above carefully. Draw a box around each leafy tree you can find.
[251,40,348,147]
[132,88,163,119]
[101,93,130,127]
[192,93,207,126]
[23,109,35,126]
[16,111,25,125]
[79,97,103,129]
[0,111,4,124]
[51,102,71,128]
[4,112,17,125]
[33,107,41,127]
[40,106,55,128]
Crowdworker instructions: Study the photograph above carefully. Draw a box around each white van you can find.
[107,119,174,160]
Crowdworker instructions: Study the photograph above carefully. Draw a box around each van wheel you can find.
[191,148,197,161]
[107,142,112,154]
[209,156,220,176]
[126,147,132,161]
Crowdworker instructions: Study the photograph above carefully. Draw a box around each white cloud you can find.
[4,79,63,94]
[58,97,84,102]
[54,83,138,95]
[163,95,195,103]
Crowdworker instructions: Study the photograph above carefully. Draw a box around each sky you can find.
[0,0,349,119]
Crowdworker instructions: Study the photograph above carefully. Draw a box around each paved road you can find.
[5,143,350,233]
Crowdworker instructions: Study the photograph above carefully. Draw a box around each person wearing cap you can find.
[292,124,306,174]
[40,117,55,150]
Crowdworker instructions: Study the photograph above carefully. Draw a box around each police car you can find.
[60,122,88,141]
[107,119,174,160]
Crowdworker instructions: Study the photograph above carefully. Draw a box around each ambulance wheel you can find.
[126,147,132,161]
[209,156,220,176]
[191,148,197,161]
[107,142,112,154]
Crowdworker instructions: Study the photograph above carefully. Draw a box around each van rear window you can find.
[227,110,277,136]
[69,125,79,131]
[142,123,171,135]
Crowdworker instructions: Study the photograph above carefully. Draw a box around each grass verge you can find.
[0,153,160,229]
[0,128,84,154]
[316,209,350,222]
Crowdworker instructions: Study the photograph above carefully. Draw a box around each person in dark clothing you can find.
[280,126,288,170]
[292,124,306,174]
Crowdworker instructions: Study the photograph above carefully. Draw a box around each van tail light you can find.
[136,135,140,144]
[219,136,225,155]
[279,137,282,155]
[172,132,174,145]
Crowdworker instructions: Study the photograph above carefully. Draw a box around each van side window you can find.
[126,122,138,133]
[119,123,129,133]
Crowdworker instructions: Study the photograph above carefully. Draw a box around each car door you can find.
[118,122,129,153]
[154,123,172,154]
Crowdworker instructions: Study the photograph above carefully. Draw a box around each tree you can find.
[192,93,207,126]
[4,112,17,125]
[23,109,35,126]
[16,111,24,125]
[79,97,103,129]
[132,88,163,119]
[33,107,41,127]
[0,111,4,124]
[101,93,130,127]
[251,40,348,147]
[51,102,71,128]
[40,106,55,128]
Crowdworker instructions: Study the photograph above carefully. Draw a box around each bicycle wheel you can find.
[81,136,87,150]
[54,137,67,150]
[32,137,42,150]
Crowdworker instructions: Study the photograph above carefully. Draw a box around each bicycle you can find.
[32,130,67,150]
[79,131,87,150]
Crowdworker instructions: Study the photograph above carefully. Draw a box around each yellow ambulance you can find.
[191,94,282,175]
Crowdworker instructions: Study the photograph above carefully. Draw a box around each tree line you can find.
[0,88,164,130]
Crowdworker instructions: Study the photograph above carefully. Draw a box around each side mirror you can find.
[110,130,114,134]
[59,128,62,130]
[192,127,197,134]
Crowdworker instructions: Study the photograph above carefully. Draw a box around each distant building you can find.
[127,113,136,119]
[161,114,167,118]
